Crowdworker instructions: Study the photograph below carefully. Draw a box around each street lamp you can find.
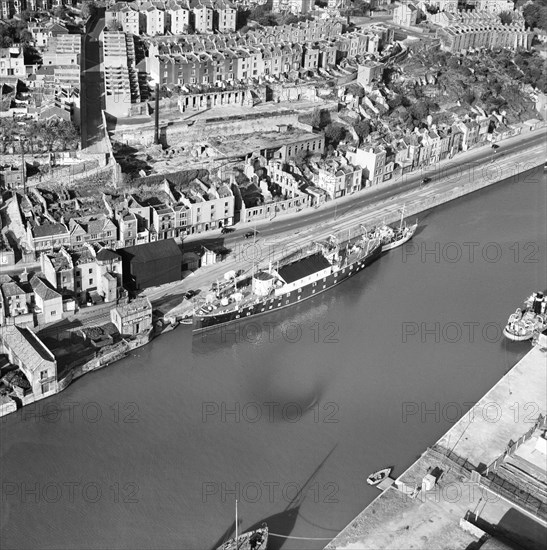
[19,137,28,195]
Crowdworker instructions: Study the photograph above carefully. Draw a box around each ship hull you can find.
[381,223,418,252]
[502,327,533,342]
[193,243,382,332]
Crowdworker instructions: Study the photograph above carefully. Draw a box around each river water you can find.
[1,168,545,550]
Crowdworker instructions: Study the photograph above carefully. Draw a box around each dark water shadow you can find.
[210,445,338,550]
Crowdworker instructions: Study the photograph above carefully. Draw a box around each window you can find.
[40,370,48,380]
[76,236,82,242]
[89,278,93,285]
[89,268,93,274]
[51,310,56,316]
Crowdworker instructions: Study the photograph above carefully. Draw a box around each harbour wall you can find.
[325,345,547,549]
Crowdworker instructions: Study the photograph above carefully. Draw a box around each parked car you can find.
[244,231,258,239]
[492,144,500,151]
[421,177,432,184]
[184,290,198,299]
[221,226,235,234]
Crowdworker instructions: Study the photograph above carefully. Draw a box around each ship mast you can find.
[235,499,238,549]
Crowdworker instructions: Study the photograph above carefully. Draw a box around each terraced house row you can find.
[147,26,387,87]
[432,9,534,52]
[23,178,235,255]
[105,0,237,36]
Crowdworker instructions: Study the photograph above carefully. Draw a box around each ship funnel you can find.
[533,292,544,314]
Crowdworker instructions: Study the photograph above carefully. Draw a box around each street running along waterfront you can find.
[0,166,544,548]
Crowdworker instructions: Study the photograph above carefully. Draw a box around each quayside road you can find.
[144,128,545,315]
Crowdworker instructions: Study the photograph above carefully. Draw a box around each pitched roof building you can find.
[0,325,58,401]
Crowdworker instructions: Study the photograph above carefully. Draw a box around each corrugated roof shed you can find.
[121,239,182,264]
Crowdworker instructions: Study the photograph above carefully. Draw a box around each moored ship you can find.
[217,500,268,550]
[193,231,382,332]
[217,525,268,550]
[369,207,418,252]
[503,291,547,341]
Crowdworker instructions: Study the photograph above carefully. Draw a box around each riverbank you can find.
[1,131,543,418]
[325,345,547,550]
[146,133,546,322]
[1,166,544,549]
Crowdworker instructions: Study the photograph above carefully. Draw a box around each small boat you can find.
[217,500,268,550]
[503,292,547,342]
[381,221,418,251]
[369,206,418,252]
[366,467,392,486]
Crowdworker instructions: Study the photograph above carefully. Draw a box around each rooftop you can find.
[30,275,61,302]
[120,238,183,263]
[115,297,152,317]
[1,281,26,298]
[0,325,56,373]
[31,221,69,239]
[278,252,331,284]
[96,248,121,262]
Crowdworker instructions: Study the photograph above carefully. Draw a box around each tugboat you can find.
[193,227,382,332]
[367,467,393,486]
[217,501,268,550]
[503,291,547,342]
[368,206,418,252]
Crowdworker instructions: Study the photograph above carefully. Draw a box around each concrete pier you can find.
[326,346,547,550]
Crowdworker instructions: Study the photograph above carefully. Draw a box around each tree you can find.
[53,6,68,19]
[310,108,330,129]
[58,122,79,150]
[354,120,371,141]
[448,57,461,70]
[81,1,99,20]
[19,30,33,44]
[23,44,42,65]
[499,11,513,25]
[409,101,429,122]
[522,2,547,31]
[324,123,346,147]
[294,150,310,168]
[106,20,123,32]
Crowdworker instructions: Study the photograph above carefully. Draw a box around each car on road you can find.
[244,231,258,239]
[421,177,432,184]
[491,144,499,150]
[184,290,198,299]
[221,226,235,234]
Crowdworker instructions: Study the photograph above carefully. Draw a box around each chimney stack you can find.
[154,83,160,145]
